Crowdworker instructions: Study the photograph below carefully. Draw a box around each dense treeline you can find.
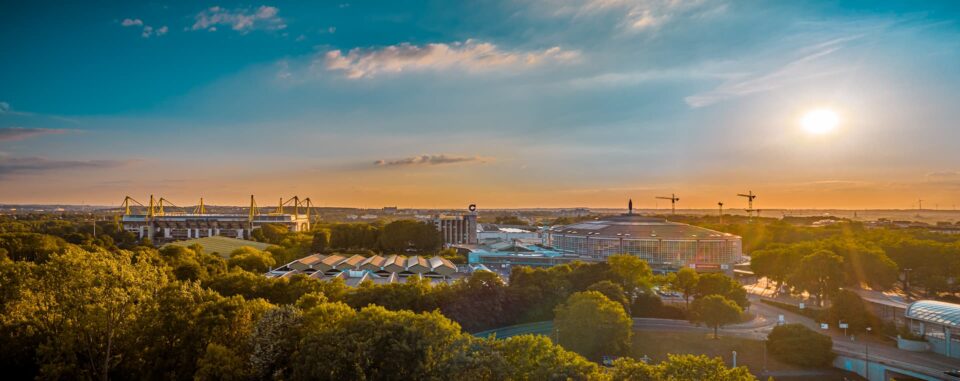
[0,218,756,380]
[682,217,960,304]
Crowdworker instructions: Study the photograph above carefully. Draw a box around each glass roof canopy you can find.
[906,300,960,327]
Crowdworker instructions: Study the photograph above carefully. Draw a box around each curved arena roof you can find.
[906,300,960,327]
[550,214,739,240]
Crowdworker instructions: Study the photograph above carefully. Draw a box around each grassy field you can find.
[631,331,859,380]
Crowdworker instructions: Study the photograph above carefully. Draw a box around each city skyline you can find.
[3,1,960,208]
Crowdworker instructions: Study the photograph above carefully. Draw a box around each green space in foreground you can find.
[631,331,855,380]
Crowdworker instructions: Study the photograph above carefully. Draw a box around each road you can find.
[475,296,960,379]
[746,295,960,379]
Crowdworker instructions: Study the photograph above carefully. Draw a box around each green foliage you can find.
[670,267,699,306]
[607,254,654,293]
[1,247,169,380]
[494,335,605,380]
[767,324,835,367]
[695,273,749,308]
[194,343,250,381]
[309,229,329,252]
[828,289,875,332]
[631,291,686,319]
[0,232,70,262]
[690,295,743,338]
[440,270,513,332]
[789,250,845,306]
[612,355,757,381]
[249,305,303,379]
[587,280,630,313]
[290,305,467,380]
[227,246,276,273]
[378,220,442,253]
[554,291,632,360]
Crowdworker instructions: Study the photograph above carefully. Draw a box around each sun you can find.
[800,108,840,134]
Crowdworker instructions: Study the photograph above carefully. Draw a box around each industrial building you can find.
[544,204,743,272]
[120,195,313,243]
[432,204,478,245]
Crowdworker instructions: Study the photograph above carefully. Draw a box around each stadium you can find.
[545,210,743,272]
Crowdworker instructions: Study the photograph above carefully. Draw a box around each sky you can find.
[2,0,960,210]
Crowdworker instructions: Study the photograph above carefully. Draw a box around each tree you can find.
[790,250,844,307]
[310,229,329,252]
[695,273,749,308]
[553,291,632,359]
[194,343,249,381]
[611,355,757,381]
[291,306,467,380]
[657,354,756,381]
[586,280,630,313]
[378,220,442,253]
[671,267,699,307]
[228,246,276,273]
[690,295,742,339]
[495,335,604,380]
[607,254,653,293]
[828,289,873,332]
[249,305,304,379]
[1,248,168,380]
[440,270,512,332]
[767,324,834,367]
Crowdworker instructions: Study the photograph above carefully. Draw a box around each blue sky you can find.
[2,1,960,209]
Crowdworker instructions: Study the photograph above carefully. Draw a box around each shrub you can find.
[767,324,834,367]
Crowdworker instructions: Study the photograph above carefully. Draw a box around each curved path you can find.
[474,296,960,379]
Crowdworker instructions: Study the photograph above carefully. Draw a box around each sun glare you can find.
[801,108,840,134]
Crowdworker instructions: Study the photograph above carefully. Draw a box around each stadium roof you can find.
[163,236,274,257]
[906,300,960,327]
[549,214,738,240]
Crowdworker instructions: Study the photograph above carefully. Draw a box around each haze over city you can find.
[3,1,960,209]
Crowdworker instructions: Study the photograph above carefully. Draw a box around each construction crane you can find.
[737,191,758,218]
[718,202,724,224]
[655,194,679,215]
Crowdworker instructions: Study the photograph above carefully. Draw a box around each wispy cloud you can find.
[373,154,489,167]
[121,18,143,27]
[120,17,166,38]
[544,0,726,32]
[0,127,71,142]
[322,39,579,79]
[0,156,128,177]
[190,5,285,33]
[684,37,859,107]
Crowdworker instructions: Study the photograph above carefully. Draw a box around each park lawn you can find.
[630,331,801,374]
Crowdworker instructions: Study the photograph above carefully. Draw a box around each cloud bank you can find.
[0,127,70,142]
[0,156,127,177]
[374,154,488,167]
[322,39,580,79]
[191,6,285,33]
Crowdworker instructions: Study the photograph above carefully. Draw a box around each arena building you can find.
[545,202,743,272]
